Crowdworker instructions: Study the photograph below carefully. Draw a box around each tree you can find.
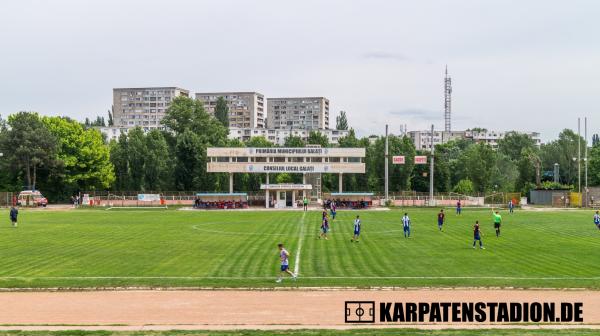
[337,129,369,192]
[110,133,130,191]
[498,131,537,162]
[0,112,58,190]
[276,173,294,183]
[516,148,537,192]
[246,136,274,148]
[336,111,348,130]
[367,135,415,192]
[161,96,229,191]
[284,135,305,147]
[214,96,229,127]
[42,116,115,191]
[461,142,496,192]
[108,107,114,126]
[143,130,171,190]
[490,152,518,192]
[127,127,147,190]
[454,179,474,194]
[307,131,329,147]
[432,138,474,189]
[161,96,227,138]
[589,143,600,186]
[539,129,586,186]
[174,129,204,190]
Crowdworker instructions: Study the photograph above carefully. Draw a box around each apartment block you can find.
[113,87,189,131]
[228,127,348,146]
[465,129,542,149]
[267,97,329,130]
[195,92,265,128]
[409,130,467,151]
[409,129,542,151]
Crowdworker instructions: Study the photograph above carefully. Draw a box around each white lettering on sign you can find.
[253,148,324,155]
[392,156,405,164]
[247,164,331,173]
[414,155,428,164]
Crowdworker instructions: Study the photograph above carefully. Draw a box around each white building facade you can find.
[408,130,467,150]
[465,130,542,149]
[409,129,541,151]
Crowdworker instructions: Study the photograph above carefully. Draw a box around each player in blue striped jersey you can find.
[402,213,411,238]
[351,215,361,242]
[594,211,600,230]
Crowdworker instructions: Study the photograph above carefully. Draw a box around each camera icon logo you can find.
[345,301,375,323]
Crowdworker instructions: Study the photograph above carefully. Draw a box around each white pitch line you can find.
[293,211,307,276]
[0,276,599,280]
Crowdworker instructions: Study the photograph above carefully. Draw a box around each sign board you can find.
[392,156,405,164]
[138,194,161,202]
[251,147,329,155]
[414,155,428,164]
[260,184,313,190]
[207,147,365,158]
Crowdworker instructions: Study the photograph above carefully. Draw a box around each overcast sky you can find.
[1,0,598,141]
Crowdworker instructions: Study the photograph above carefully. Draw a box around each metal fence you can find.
[0,192,15,207]
[78,190,520,208]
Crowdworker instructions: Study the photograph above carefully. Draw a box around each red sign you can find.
[414,155,428,164]
[392,156,405,164]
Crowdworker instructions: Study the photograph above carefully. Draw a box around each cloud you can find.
[388,108,440,119]
[362,52,409,62]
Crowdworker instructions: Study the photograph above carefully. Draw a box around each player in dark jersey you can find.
[472,221,485,249]
[437,209,445,231]
[319,216,329,240]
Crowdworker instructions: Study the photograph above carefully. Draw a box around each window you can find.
[216,157,229,163]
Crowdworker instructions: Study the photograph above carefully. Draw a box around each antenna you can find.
[444,65,452,132]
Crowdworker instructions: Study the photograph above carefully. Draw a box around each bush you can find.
[453,179,475,194]
[538,181,573,190]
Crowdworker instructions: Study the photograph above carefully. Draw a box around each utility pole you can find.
[384,124,389,204]
[429,124,435,206]
[585,117,588,206]
[578,118,581,194]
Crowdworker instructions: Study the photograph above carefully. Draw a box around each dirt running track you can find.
[0,289,599,331]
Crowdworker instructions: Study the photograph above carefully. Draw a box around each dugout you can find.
[195,193,248,209]
[325,192,374,209]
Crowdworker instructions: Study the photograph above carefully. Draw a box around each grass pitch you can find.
[0,207,598,288]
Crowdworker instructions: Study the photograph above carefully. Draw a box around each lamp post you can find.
[553,163,559,184]
[384,124,389,205]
